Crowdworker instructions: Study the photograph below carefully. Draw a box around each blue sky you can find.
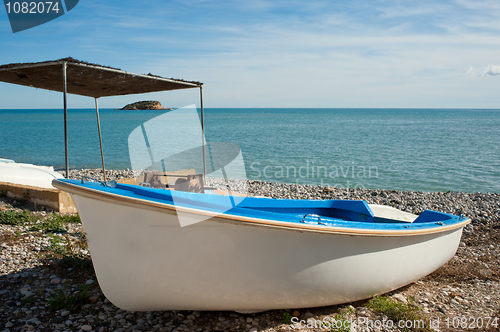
[1,0,500,109]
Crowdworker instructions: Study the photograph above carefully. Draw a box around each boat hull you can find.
[69,191,463,312]
[0,161,63,189]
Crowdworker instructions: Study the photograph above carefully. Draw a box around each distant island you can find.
[119,101,172,110]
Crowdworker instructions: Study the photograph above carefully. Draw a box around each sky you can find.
[0,0,500,109]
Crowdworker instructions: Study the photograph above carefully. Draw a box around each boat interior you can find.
[66,175,460,228]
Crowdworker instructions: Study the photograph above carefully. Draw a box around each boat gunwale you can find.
[53,179,471,237]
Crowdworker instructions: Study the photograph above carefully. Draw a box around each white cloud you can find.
[454,0,500,11]
[483,64,500,76]
[467,64,500,77]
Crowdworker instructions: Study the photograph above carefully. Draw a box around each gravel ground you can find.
[0,169,498,332]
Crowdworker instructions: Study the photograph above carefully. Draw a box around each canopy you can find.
[0,57,202,98]
[0,58,204,179]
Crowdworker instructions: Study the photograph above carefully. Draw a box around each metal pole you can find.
[200,86,206,180]
[95,98,107,182]
[62,62,69,178]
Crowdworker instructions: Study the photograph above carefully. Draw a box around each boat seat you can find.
[174,174,205,193]
[142,171,168,189]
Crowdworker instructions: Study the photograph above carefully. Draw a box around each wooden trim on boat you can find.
[210,189,248,197]
[53,180,471,237]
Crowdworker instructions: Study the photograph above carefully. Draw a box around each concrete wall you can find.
[0,182,77,213]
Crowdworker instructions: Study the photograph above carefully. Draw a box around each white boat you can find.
[0,159,64,189]
[0,58,470,312]
[53,179,470,312]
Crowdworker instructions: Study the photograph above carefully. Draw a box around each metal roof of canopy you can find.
[0,57,202,97]
[0,58,205,181]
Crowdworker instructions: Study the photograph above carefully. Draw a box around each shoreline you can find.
[0,169,498,332]
[58,168,500,195]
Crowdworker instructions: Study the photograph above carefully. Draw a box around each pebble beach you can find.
[0,169,499,332]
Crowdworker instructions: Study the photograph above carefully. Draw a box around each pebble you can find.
[392,294,407,303]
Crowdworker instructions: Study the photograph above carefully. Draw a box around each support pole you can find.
[200,86,206,180]
[62,62,69,178]
[95,98,107,182]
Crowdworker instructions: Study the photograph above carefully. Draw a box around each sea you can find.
[1,108,499,193]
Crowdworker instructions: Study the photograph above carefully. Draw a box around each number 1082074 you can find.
[5,2,61,14]
[444,316,498,329]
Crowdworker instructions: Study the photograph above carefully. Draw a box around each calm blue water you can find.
[1,108,499,193]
